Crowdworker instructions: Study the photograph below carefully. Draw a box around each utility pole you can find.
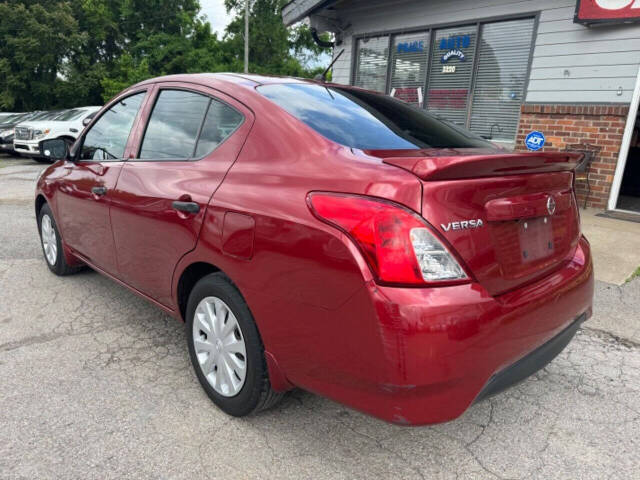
[244,0,249,73]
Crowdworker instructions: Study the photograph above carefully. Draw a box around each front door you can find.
[109,84,252,307]
[56,91,147,274]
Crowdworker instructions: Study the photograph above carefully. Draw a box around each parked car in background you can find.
[14,107,100,160]
[34,74,593,425]
[30,110,66,122]
[0,113,18,123]
[0,112,42,155]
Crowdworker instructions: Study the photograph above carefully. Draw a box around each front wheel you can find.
[186,273,283,417]
[38,203,81,276]
[34,157,53,164]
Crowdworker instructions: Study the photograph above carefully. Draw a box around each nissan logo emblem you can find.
[547,196,556,216]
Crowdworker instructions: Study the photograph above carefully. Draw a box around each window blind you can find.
[390,32,430,106]
[426,25,478,127]
[469,18,535,141]
[354,36,389,93]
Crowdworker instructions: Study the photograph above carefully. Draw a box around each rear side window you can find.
[258,83,492,150]
[140,90,210,159]
[194,100,244,158]
[140,90,243,160]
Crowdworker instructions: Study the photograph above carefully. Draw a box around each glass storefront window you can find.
[352,17,536,142]
[469,18,535,141]
[390,32,430,106]
[354,36,389,93]
[426,25,478,127]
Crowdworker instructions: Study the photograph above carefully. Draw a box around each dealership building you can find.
[283,0,640,215]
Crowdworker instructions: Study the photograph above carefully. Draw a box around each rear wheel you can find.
[38,203,81,276]
[186,273,283,416]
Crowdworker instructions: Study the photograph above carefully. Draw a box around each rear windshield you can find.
[30,111,61,121]
[0,114,20,124]
[8,113,32,123]
[55,109,86,121]
[258,83,492,150]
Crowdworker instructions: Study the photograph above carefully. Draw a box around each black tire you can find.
[34,157,53,164]
[37,203,82,276]
[186,272,283,417]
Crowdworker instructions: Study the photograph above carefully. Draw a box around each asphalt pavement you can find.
[1,155,638,479]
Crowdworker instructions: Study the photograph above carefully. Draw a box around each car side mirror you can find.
[82,117,92,127]
[40,138,69,161]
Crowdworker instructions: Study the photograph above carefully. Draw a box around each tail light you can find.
[307,193,468,286]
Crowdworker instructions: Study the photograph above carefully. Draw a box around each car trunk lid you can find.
[368,149,583,296]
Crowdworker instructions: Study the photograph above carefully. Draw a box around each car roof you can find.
[123,73,364,109]
[134,72,316,90]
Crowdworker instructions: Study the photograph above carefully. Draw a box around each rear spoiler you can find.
[378,152,585,181]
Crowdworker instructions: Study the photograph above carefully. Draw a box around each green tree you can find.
[0,1,84,110]
[100,54,151,100]
[65,0,206,105]
[0,0,331,110]
[223,0,330,77]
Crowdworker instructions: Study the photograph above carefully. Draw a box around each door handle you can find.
[92,186,107,196]
[172,201,200,214]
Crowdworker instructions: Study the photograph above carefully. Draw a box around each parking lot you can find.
[1,155,639,479]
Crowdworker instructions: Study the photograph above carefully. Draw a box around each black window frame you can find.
[73,89,148,163]
[133,87,245,163]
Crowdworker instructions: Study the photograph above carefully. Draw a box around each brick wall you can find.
[515,104,629,209]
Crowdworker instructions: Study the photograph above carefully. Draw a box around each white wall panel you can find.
[530,64,640,80]
[316,0,640,103]
[526,90,633,103]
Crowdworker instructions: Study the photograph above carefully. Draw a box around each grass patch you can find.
[626,266,640,283]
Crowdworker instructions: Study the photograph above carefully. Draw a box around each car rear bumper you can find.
[473,311,586,403]
[294,236,593,425]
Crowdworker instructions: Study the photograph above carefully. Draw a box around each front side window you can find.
[259,83,492,150]
[80,92,145,161]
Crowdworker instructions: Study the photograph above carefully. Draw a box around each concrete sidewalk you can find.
[580,208,640,285]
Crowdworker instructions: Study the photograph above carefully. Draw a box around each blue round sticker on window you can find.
[525,131,545,151]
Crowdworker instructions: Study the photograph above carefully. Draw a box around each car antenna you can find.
[315,49,345,83]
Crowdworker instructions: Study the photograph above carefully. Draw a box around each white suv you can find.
[14,106,101,159]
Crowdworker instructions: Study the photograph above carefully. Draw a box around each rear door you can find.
[109,83,252,307]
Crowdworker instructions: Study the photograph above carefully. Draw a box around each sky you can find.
[199,0,233,36]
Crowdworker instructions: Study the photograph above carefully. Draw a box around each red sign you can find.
[575,0,640,24]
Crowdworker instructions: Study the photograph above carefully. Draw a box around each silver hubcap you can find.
[193,296,247,397]
[41,214,57,266]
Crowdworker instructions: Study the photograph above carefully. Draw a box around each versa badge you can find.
[441,219,485,232]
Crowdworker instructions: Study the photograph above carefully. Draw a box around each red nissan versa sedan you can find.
[35,74,593,425]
